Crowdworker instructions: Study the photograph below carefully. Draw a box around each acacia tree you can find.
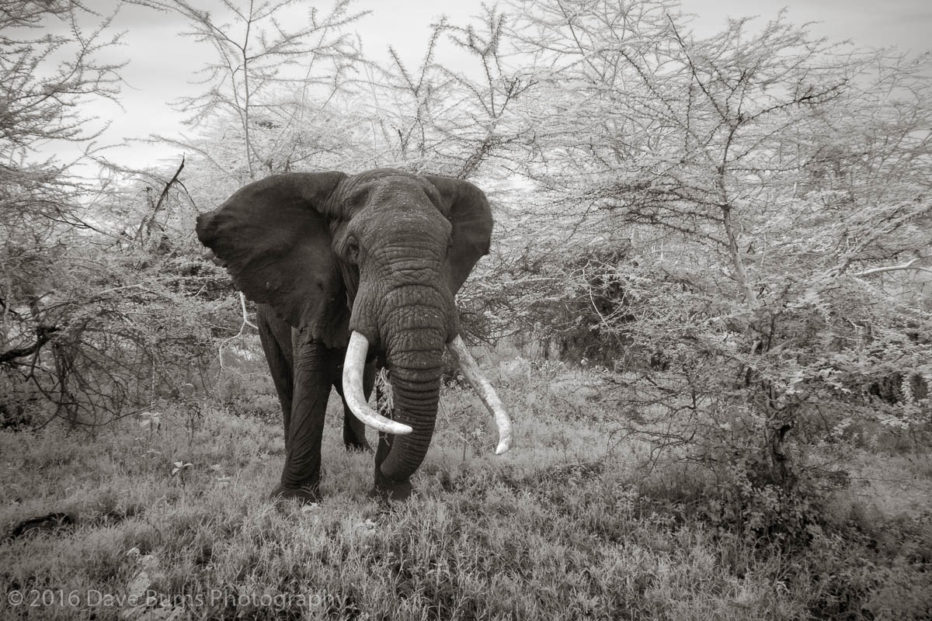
[0,1,122,231]
[356,5,533,179]
[0,1,120,422]
[0,1,218,429]
[143,0,366,183]
[503,0,931,498]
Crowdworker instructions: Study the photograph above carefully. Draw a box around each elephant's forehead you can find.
[341,170,428,196]
[336,170,442,214]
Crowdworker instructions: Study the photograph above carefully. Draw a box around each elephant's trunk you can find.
[377,362,442,481]
[375,285,449,482]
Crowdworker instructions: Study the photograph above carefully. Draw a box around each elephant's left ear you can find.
[425,175,493,294]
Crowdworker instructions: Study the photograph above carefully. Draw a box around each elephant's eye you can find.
[345,237,360,263]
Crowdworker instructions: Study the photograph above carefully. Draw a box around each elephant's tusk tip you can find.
[392,422,414,435]
[362,411,413,435]
[494,433,512,455]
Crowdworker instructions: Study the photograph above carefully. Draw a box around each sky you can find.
[37,0,932,172]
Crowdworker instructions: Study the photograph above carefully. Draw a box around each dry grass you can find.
[1,359,930,620]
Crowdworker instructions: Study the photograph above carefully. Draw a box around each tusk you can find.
[447,335,512,454]
[343,332,412,435]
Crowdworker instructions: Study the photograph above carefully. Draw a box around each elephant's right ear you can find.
[196,172,348,344]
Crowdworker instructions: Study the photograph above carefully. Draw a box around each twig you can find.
[239,292,257,329]
[854,258,932,277]
[0,326,57,364]
[218,293,256,369]
[135,156,185,241]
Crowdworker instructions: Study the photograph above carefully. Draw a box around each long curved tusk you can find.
[447,335,513,454]
[343,332,413,435]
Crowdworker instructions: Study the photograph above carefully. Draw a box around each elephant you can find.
[196,169,511,502]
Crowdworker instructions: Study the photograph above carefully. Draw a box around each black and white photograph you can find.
[1,0,930,618]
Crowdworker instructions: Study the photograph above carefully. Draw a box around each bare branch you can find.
[853,258,932,277]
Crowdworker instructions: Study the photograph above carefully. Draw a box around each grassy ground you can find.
[2,360,931,620]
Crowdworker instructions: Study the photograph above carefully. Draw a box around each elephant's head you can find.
[195,169,510,491]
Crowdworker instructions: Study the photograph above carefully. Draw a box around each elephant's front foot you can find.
[371,468,413,502]
[344,438,372,453]
[269,483,320,505]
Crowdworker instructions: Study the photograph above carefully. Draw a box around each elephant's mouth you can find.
[341,330,512,453]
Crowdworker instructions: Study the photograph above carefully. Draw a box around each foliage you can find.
[142,0,368,182]
[0,2,225,429]
[353,4,533,177]
[483,0,932,490]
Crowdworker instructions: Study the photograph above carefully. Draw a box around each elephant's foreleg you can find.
[332,356,375,452]
[257,306,295,452]
[275,333,331,502]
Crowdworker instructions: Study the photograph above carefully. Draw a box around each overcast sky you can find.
[46,0,932,171]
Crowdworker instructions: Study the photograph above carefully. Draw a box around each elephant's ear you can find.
[424,175,493,294]
[196,172,349,346]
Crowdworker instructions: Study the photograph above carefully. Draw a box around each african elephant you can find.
[196,169,511,502]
